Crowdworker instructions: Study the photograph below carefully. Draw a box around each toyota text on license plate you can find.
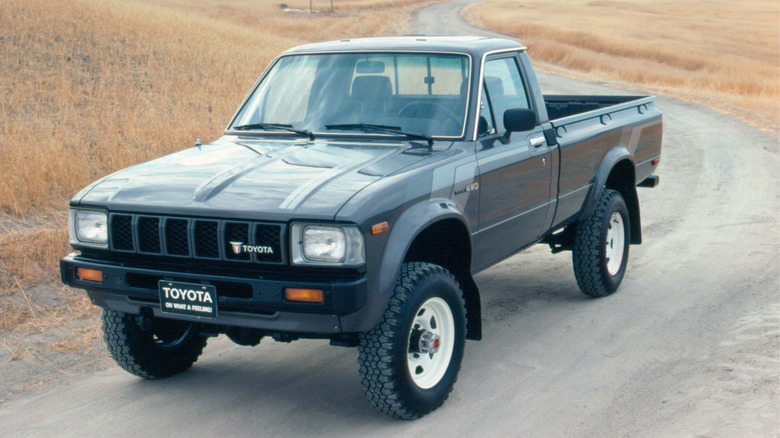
[159,280,217,318]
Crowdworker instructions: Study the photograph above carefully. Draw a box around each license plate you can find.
[159,280,217,319]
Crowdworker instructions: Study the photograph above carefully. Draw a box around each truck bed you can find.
[543,93,662,232]
[544,95,647,121]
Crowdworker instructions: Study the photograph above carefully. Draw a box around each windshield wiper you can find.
[325,123,433,149]
[231,123,314,141]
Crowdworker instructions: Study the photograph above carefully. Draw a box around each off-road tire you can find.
[102,309,208,379]
[358,262,466,420]
[573,188,631,297]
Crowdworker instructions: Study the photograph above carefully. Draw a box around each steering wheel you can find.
[397,102,462,132]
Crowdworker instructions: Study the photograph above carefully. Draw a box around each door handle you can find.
[530,136,545,148]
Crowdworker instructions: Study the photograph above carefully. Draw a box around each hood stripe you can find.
[279,148,399,210]
[192,144,300,202]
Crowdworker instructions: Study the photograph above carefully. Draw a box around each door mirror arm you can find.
[499,131,512,145]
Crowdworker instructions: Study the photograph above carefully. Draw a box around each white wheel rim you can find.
[407,297,455,389]
[605,212,625,275]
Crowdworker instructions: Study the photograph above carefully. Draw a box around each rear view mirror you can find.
[504,109,536,132]
[356,61,385,74]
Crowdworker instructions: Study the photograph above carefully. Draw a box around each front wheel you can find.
[102,310,208,379]
[358,262,466,419]
[573,188,631,297]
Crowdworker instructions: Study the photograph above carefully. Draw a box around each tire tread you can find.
[102,310,207,379]
[358,262,465,419]
[573,188,628,297]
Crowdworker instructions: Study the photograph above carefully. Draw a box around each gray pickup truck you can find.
[61,36,662,419]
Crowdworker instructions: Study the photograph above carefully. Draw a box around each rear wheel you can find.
[102,309,208,379]
[573,188,631,297]
[358,262,466,419]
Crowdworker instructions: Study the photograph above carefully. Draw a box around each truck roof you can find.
[283,36,526,58]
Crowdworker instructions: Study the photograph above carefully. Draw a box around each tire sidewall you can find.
[600,195,630,291]
[393,271,466,414]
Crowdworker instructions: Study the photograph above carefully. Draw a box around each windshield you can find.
[230,52,471,138]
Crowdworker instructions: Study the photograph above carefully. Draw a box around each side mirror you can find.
[503,109,537,132]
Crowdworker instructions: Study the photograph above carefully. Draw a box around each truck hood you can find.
[76,136,435,220]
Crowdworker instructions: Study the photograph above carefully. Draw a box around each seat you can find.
[351,75,393,114]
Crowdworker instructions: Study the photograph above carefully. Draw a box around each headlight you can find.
[303,226,346,262]
[291,224,365,266]
[69,209,108,247]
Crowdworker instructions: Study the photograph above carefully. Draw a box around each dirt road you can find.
[1,2,777,436]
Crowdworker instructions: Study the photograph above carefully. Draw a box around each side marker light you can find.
[371,222,389,235]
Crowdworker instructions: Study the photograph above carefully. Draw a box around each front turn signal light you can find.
[77,267,103,283]
[285,288,324,303]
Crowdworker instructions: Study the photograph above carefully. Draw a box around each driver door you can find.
[474,54,553,267]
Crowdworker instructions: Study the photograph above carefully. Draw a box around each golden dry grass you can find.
[0,0,442,360]
[0,224,105,357]
[0,227,69,291]
[464,0,780,129]
[0,0,436,216]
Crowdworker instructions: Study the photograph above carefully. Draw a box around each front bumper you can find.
[60,253,368,334]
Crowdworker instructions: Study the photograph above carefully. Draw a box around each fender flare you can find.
[579,146,642,244]
[377,199,471,297]
[339,198,477,335]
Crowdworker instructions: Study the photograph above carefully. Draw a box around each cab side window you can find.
[483,57,530,133]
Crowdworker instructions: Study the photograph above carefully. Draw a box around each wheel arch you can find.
[374,199,482,341]
[403,218,482,341]
[580,147,642,244]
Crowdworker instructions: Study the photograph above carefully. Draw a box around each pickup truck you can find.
[61,36,662,419]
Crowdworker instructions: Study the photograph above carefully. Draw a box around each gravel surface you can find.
[1,2,777,436]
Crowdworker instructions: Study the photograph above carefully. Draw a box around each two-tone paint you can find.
[61,36,662,342]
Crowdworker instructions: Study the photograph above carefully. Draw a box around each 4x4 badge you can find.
[453,182,479,196]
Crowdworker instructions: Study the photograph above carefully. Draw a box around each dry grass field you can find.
[465,0,780,129]
[0,0,441,375]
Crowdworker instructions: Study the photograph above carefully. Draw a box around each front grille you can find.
[164,218,190,256]
[110,215,134,251]
[108,213,285,264]
[255,224,282,263]
[224,222,250,261]
[194,220,220,259]
[137,216,161,253]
